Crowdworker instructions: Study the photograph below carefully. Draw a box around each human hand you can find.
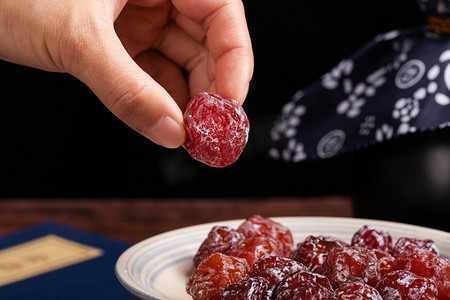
[0,0,253,148]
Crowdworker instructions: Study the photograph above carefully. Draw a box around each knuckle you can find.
[108,81,148,121]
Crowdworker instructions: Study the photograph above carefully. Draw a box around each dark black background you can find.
[0,0,430,201]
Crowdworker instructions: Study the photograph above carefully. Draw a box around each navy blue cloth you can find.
[0,222,134,300]
[270,0,450,162]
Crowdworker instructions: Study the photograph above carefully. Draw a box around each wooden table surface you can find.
[0,197,353,243]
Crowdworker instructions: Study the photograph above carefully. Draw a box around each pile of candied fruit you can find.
[186,215,450,300]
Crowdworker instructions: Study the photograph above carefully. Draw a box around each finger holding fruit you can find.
[0,0,253,149]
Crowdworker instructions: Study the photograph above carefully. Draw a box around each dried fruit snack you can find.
[376,270,439,299]
[186,216,450,300]
[335,281,382,300]
[221,276,272,300]
[183,92,250,168]
[237,215,295,257]
[320,246,381,289]
[290,235,348,272]
[351,225,393,254]
[193,226,244,267]
[186,252,249,300]
[229,237,283,271]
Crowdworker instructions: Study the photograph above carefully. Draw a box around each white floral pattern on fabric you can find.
[317,130,346,159]
[395,59,426,89]
[270,23,450,161]
[322,60,354,90]
[271,92,306,142]
[360,115,376,136]
[375,124,394,142]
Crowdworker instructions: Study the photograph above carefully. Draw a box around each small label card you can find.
[0,234,103,286]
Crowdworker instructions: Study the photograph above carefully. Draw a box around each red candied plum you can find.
[186,253,249,300]
[193,226,244,267]
[372,249,395,277]
[335,281,382,300]
[237,215,294,257]
[393,236,439,257]
[320,246,381,289]
[291,235,348,272]
[251,255,306,286]
[220,276,272,300]
[183,92,250,168]
[393,247,450,299]
[273,269,333,297]
[376,270,438,299]
[351,225,393,254]
[274,282,337,300]
[229,237,283,271]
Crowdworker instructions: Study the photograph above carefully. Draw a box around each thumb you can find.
[71,31,186,149]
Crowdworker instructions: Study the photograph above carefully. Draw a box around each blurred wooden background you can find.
[0,197,353,243]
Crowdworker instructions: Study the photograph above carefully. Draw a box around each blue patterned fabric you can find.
[270,0,450,162]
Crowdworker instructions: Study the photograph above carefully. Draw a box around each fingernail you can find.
[144,115,185,148]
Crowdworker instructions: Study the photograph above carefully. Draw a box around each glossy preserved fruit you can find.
[186,218,450,300]
[274,282,337,300]
[372,249,395,277]
[220,276,272,300]
[237,215,295,257]
[291,235,348,272]
[251,254,306,286]
[393,247,450,299]
[193,226,244,267]
[376,270,438,299]
[273,269,333,297]
[184,92,249,168]
[335,281,383,300]
[351,225,393,254]
[186,253,249,300]
[229,237,282,271]
[392,236,439,257]
[320,246,381,288]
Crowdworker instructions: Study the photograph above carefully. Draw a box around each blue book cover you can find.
[0,222,136,299]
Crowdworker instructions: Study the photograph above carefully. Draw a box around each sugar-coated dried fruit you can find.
[291,235,348,272]
[193,226,245,267]
[351,225,393,254]
[274,281,338,300]
[186,253,249,300]
[237,215,295,257]
[376,270,438,299]
[335,281,383,300]
[186,219,450,300]
[273,269,333,297]
[372,249,395,277]
[320,246,381,289]
[183,92,250,168]
[229,237,283,271]
[220,276,272,300]
[393,236,440,257]
[251,254,306,286]
[392,247,450,299]
[372,248,393,261]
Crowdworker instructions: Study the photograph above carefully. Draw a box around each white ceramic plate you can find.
[115,217,450,300]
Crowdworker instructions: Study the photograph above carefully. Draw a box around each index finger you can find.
[173,0,254,104]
